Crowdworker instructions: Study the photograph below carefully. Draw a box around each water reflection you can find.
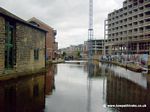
[102,63,150,112]
[1,62,150,112]
[0,73,45,112]
[45,64,56,95]
[86,61,104,78]
[0,64,56,112]
[80,61,150,112]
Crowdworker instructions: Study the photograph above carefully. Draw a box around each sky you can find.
[0,0,123,48]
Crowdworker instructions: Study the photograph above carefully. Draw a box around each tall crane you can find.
[88,0,94,60]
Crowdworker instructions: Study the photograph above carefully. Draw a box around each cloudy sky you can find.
[0,0,123,48]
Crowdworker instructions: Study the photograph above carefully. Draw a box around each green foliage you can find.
[62,52,66,58]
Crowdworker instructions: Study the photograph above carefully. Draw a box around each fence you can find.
[101,54,149,68]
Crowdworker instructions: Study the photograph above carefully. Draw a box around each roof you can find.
[0,7,47,33]
[28,17,54,30]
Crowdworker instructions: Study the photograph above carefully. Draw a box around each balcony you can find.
[128,32,133,36]
[144,0,150,5]
[139,22,144,27]
[133,5,138,10]
[132,24,139,28]
[145,29,150,33]
[143,20,150,26]
[138,16,144,21]
[138,3,144,7]
[138,30,144,34]
[145,14,150,18]
[144,8,150,12]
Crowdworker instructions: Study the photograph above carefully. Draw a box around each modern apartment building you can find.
[105,0,150,55]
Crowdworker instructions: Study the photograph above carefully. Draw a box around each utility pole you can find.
[88,0,94,60]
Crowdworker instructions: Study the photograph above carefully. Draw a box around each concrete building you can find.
[105,0,150,55]
[59,44,84,59]
[84,39,104,55]
[0,7,46,75]
[28,17,58,60]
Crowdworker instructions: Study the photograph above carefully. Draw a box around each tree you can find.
[62,52,66,58]
[76,51,81,58]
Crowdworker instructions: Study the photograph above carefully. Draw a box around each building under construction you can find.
[105,0,150,55]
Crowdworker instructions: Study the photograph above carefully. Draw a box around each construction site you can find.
[103,0,150,72]
[105,0,150,55]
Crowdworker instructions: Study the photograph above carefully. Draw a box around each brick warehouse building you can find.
[105,0,150,55]
[28,17,58,61]
[0,7,46,75]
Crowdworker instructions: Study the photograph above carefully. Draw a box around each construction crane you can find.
[88,0,94,60]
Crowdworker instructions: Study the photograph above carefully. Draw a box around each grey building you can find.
[105,0,150,55]
[85,39,104,55]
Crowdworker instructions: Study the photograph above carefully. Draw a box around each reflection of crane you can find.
[87,0,94,111]
[87,73,92,112]
[88,0,94,60]
[87,62,94,112]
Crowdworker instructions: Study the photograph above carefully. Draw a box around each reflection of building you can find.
[0,73,45,112]
[45,65,56,95]
[28,17,58,60]
[85,62,103,77]
[0,7,46,75]
[106,65,150,111]
[105,0,150,55]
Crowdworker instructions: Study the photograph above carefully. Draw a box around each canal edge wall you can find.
[0,68,46,81]
[148,55,150,74]
[100,55,150,73]
[100,61,142,73]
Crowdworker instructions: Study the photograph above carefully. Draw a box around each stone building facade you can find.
[0,7,46,75]
[28,17,57,61]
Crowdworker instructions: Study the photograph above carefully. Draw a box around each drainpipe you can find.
[44,32,47,108]
[148,49,150,73]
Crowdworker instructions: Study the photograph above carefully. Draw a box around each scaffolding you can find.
[88,0,94,60]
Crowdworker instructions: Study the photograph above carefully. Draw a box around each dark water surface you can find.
[0,62,150,112]
[45,62,150,112]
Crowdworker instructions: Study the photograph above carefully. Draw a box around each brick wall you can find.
[46,30,55,60]
[15,23,45,72]
[148,55,150,73]
[28,18,57,60]
[0,15,46,75]
[0,16,5,74]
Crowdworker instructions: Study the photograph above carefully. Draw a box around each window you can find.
[34,48,39,60]
[5,20,16,69]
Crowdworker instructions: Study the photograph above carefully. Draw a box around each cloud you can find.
[0,0,123,48]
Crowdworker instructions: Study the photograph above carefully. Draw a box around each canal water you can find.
[0,62,149,112]
[45,62,150,112]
